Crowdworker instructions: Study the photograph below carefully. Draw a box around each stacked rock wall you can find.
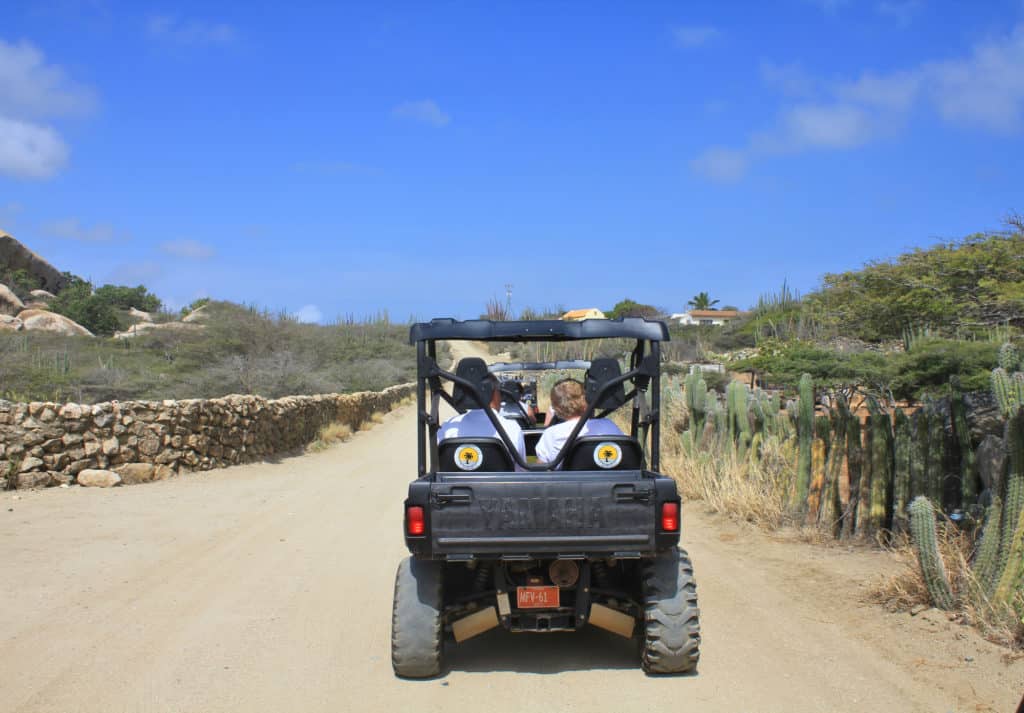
[0,384,413,489]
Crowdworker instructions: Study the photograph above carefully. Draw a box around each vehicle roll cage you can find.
[410,318,667,475]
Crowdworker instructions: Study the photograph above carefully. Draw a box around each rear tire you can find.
[391,557,444,678]
[641,547,700,674]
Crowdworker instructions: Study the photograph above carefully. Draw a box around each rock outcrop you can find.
[0,232,68,293]
[0,283,25,316]
[182,305,209,323]
[17,309,93,336]
[128,307,154,323]
[113,321,199,339]
[0,383,413,489]
[29,289,56,302]
[0,314,23,331]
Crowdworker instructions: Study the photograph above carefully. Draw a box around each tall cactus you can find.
[972,496,1004,594]
[909,496,956,610]
[893,408,912,530]
[949,376,977,507]
[684,371,708,434]
[868,407,893,535]
[794,373,814,511]
[992,502,1024,613]
[910,408,928,504]
[999,409,1024,584]
[855,417,874,538]
[841,413,863,539]
[999,341,1021,371]
[991,368,1024,417]
[925,400,946,507]
[818,399,848,534]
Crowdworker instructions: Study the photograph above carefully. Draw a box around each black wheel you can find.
[641,547,700,674]
[391,557,444,678]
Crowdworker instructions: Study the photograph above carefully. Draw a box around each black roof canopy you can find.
[409,318,670,343]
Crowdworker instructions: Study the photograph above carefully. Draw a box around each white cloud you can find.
[0,39,94,180]
[294,304,323,324]
[760,61,817,97]
[779,103,875,149]
[159,239,215,260]
[925,25,1024,132]
[877,1,923,25]
[0,116,68,179]
[691,23,1024,182]
[689,147,748,183]
[672,26,719,49]
[43,217,118,241]
[392,99,450,127]
[146,15,236,45]
[105,261,164,286]
[0,39,97,118]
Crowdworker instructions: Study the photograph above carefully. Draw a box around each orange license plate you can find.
[516,586,560,609]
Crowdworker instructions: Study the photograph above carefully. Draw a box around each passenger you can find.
[535,378,623,464]
[438,374,526,462]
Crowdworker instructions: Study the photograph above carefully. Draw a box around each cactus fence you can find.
[665,354,1024,620]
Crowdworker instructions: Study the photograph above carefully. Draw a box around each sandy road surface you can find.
[2,404,1022,713]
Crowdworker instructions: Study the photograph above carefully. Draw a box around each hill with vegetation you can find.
[0,301,421,404]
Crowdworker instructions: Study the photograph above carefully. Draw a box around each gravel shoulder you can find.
[1,404,1021,713]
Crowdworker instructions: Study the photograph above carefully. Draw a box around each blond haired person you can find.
[535,378,622,465]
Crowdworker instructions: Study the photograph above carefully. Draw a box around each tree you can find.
[608,298,659,319]
[688,292,719,310]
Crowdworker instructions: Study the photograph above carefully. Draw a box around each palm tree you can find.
[687,292,719,310]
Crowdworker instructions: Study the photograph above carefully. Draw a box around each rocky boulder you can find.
[76,469,122,487]
[0,283,25,316]
[15,471,56,489]
[0,231,68,293]
[18,309,93,337]
[0,314,22,331]
[29,289,56,302]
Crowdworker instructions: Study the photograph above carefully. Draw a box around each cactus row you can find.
[794,374,813,511]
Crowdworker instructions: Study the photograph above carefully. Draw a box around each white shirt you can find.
[535,417,623,464]
[438,408,526,461]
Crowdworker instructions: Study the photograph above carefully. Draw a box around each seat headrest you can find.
[585,357,626,410]
[452,357,495,411]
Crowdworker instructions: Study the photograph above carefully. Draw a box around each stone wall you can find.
[0,384,414,489]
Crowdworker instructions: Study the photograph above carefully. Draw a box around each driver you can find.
[438,374,527,462]
[535,378,622,464]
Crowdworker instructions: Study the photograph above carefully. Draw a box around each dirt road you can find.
[2,404,1021,713]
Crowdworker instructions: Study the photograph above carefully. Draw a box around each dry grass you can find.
[663,434,796,530]
[307,422,353,452]
[870,521,1024,649]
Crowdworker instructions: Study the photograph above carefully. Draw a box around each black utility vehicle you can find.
[392,318,700,677]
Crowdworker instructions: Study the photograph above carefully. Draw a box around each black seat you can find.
[438,437,514,472]
[563,435,643,471]
[452,357,494,411]
[585,358,627,411]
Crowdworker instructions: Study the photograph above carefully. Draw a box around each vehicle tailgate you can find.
[427,472,658,557]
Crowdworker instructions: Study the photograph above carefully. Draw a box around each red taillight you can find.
[406,506,425,536]
[661,502,679,532]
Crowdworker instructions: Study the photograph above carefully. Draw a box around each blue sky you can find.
[1,1,1022,322]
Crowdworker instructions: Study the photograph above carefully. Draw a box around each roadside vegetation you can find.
[0,302,428,403]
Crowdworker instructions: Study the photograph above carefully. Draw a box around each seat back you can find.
[585,358,626,411]
[563,435,644,471]
[438,437,514,472]
[452,357,495,411]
